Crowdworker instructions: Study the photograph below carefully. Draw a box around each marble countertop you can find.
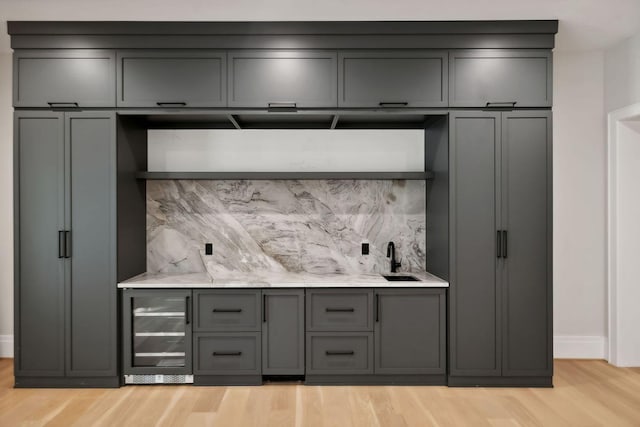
[117,271,448,288]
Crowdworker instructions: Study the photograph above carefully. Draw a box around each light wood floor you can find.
[1,359,639,426]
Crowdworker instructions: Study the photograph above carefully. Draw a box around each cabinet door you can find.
[449,111,502,377]
[228,50,337,108]
[13,50,116,108]
[449,50,552,107]
[66,112,117,377]
[14,112,65,376]
[501,111,552,376]
[338,50,448,108]
[123,290,193,375]
[117,50,227,107]
[262,290,305,375]
[374,289,446,374]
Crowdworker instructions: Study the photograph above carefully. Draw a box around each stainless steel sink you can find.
[382,275,419,282]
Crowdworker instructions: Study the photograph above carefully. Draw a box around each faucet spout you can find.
[386,242,401,273]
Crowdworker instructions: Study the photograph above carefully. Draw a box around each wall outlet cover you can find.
[362,243,369,255]
[205,243,213,255]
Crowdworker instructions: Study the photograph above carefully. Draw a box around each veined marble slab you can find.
[117,271,448,289]
[147,180,426,276]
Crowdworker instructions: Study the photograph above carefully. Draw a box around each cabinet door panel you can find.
[501,111,552,376]
[449,111,502,376]
[262,290,305,375]
[449,50,552,107]
[13,50,116,107]
[338,50,447,107]
[375,289,446,374]
[14,112,65,376]
[228,50,337,108]
[66,112,117,376]
[117,50,227,107]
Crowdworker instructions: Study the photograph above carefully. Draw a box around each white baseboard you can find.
[554,335,607,359]
[0,334,13,358]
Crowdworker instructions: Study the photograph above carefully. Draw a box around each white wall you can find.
[552,51,607,358]
[605,32,640,113]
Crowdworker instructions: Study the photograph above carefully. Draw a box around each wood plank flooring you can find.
[1,359,639,426]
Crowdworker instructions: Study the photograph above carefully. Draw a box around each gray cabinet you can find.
[13,50,116,108]
[338,50,448,108]
[194,289,261,332]
[306,289,373,331]
[449,50,552,107]
[374,289,446,375]
[228,50,338,108]
[122,289,193,376]
[194,333,261,375]
[262,290,305,375]
[306,333,374,375]
[116,50,227,107]
[449,110,552,382]
[14,111,117,385]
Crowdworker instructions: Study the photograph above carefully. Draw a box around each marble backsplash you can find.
[147,180,426,276]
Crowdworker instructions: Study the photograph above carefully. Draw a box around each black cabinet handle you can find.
[213,308,242,313]
[263,294,267,323]
[156,102,187,107]
[47,102,79,108]
[485,101,517,108]
[185,296,191,325]
[325,307,354,313]
[58,231,65,258]
[267,102,297,110]
[503,230,508,259]
[379,102,408,107]
[376,294,380,322]
[213,351,242,356]
[497,230,502,259]
[64,231,71,258]
[325,350,354,356]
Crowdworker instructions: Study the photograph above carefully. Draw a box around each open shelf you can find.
[136,171,434,180]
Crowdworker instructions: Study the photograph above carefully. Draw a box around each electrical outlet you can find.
[205,243,213,255]
[361,243,369,255]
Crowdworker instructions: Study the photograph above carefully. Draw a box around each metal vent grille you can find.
[124,374,193,385]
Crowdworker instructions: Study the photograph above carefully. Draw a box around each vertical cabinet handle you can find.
[58,231,65,258]
[263,294,267,323]
[497,230,502,258]
[185,296,191,325]
[64,231,71,258]
[503,230,508,259]
[375,294,380,322]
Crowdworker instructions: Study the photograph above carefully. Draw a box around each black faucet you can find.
[386,241,402,273]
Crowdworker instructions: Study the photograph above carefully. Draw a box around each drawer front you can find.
[228,50,338,108]
[194,290,261,332]
[194,333,261,375]
[14,50,116,108]
[117,50,227,107]
[306,289,373,331]
[306,333,373,374]
[338,50,448,108]
[449,49,552,107]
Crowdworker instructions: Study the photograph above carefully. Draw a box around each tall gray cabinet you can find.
[14,111,118,387]
[448,110,552,386]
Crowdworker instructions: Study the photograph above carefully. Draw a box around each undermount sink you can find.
[382,275,419,282]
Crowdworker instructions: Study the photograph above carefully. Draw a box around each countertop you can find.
[117,271,449,288]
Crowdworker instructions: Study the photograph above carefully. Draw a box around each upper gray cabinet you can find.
[116,50,227,108]
[13,50,116,108]
[228,50,338,108]
[449,50,552,107]
[338,50,448,108]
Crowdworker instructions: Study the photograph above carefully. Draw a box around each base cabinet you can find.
[262,290,305,375]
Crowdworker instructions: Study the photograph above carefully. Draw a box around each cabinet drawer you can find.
[13,50,116,107]
[338,50,448,108]
[228,50,338,108]
[116,50,227,107]
[194,333,261,375]
[306,333,373,374]
[194,290,261,332]
[449,50,552,107]
[306,289,373,331]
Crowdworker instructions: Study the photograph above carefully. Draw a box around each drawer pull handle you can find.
[212,308,242,313]
[325,308,354,313]
[268,102,297,110]
[213,351,242,356]
[325,350,354,356]
[485,101,517,108]
[47,102,79,108]
[156,102,187,107]
[379,102,408,107]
